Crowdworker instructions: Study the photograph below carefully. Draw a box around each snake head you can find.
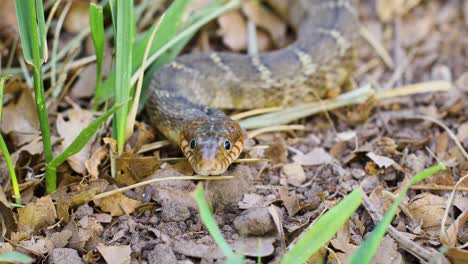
[180,117,244,175]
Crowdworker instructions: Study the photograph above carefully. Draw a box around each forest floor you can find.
[1,0,468,263]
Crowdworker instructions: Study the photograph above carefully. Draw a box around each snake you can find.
[146,0,358,175]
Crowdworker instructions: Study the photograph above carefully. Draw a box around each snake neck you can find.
[146,0,359,175]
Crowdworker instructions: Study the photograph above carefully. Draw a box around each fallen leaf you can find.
[1,86,40,146]
[56,109,96,174]
[366,152,396,168]
[96,243,131,264]
[242,0,287,47]
[448,247,468,264]
[116,155,163,185]
[0,0,18,37]
[440,210,468,247]
[292,148,332,166]
[231,237,275,257]
[457,122,468,146]
[282,162,306,187]
[64,0,90,34]
[94,193,142,217]
[264,135,287,165]
[371,235,404,264]
[17,196,57,232]
[408,193,448,235]
[0,186,16,238]
[218,10,247,51]
[400,16,433,47]
[85,145,108,180]
[376,0,421,22]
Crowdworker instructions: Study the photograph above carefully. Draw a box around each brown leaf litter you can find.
[1,0,468,263]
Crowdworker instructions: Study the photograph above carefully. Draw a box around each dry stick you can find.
[231,107,283,121]
[391,115,468,161]
[137,140,171,154]
[359,25,394,69]
[247,125,305,138]
[375,81,452,100]
[440,174,468,246]
[411,185,468,192]
[361,193,434,262]
[94,175,233,200]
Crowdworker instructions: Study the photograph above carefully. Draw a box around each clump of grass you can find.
[15,0,123,193]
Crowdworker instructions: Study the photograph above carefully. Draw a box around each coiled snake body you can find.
[146,0,358,175]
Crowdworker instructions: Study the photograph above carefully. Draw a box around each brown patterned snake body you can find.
[146,0,358,175]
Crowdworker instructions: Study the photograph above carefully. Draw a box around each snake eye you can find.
[224,140,231,151]
[190,139,196,149]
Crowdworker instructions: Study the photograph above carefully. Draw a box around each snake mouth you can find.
[180,137,244,176]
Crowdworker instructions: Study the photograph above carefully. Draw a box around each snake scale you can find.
[146,0,358,175]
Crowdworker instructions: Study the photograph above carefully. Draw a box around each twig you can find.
[231,107,283,121]
[390,115,468,161]
[361,192,434,262]
[411,185,468,192]
[94,175,233,200]
[440,174,468,246]
[247,125,305,138]
[137,140,171,154]
[359,25,394,69]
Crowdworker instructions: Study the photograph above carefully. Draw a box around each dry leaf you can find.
[17,196,57,232]
[292,148,332,166]
[400,16,433,47]
[366,152,395,168]
[447,247,468,264]
[218,10,247,51]
[0,0,18,37]
[231,237,275,257]
[408,193,448,234]
[242,0,287,47]
[56,109,95,174]
[440,210,468,247]
[376,0,421,22]
[282,163,306,187]
[85,146,108,180]
[64,0,90,34]
[457,122,468,145]
[94,193,142,217]
[2,87,40,146]
[371,235,404,264]
[96,243,131,264]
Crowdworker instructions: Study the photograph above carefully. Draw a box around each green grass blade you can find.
[95,0,189,103]
[194,185,244,263]
[114,0,134,154]
[15,0,55,193]
[35,0,47,62]
[89,3,105,109]
[0,251,33,263]
[349,164,446,264]
[48,103,123,169]
[0,78,21,205]
[281,188,363,264]
[15,0,34,64]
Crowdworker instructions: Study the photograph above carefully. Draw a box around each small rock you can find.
[161,199,191,222]
[360,176,379,193]
[234,207,275,236]
[48,248,84,264]
[147,244,177,264]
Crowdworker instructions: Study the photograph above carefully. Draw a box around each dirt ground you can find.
[1,0,468,263]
